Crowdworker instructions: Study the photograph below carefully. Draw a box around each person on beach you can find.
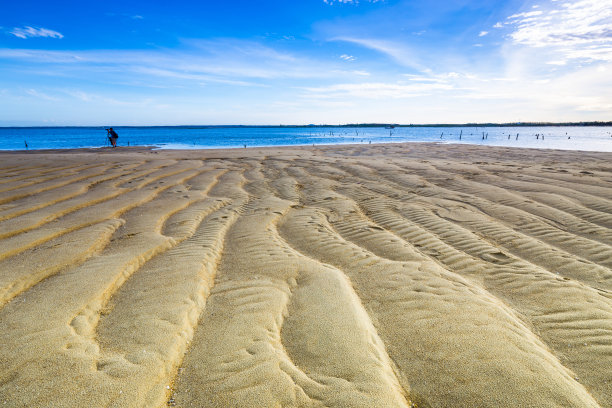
[106,128,118,148]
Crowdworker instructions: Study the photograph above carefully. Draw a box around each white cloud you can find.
[323,0,381,4]
[60,89,156,107]
[10,26,63,39]
[331,37,428,72]
[2,10,611,125]
[133,67,264,86]
[507,0,612,62]
[303,81,454,99]
[479,31,489,37]
[64,90,94,102]
[403,74,446,83]
[25,88,59,101]
[493,22,504,28]
[508,10,543,20]
[0,38,376,93]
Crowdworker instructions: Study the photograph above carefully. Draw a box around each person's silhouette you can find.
[106,128,118,148]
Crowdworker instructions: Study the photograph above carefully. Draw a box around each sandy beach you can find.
[0,142,611,407]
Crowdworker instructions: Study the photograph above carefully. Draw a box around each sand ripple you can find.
[0,144,611,407]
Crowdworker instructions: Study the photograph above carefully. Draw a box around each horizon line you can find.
[2,121,612,129]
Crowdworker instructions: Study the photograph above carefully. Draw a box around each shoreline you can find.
[2,138,612,155]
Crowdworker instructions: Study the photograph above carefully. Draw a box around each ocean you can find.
[1,126,612,152]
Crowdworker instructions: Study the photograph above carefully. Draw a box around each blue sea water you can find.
[1,126,612,152]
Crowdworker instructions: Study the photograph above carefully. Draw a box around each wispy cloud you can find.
[10,26,63,39]
[61,89,151,106]
[508,10,543,20]
[547,60,567,65]
[331,37,429,72]
[2,1,611,125]
[0,38,374,91]
[302,81,453,99]
[507,0,612,62]
[133,67,264,86]
[403,74,447,83]
[25,88,59,101]
[323,0,382,4]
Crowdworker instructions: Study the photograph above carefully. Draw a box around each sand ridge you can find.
[0,143,611,407]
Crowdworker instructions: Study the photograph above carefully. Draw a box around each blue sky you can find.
[1,0,611,125]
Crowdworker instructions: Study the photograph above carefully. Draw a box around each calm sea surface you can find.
[1,126,612,152]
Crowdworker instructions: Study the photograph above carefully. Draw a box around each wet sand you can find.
[0,143,611,407]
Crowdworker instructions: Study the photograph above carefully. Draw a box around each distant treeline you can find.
[182,122,612,128]
[2,121,612,130]
[322,122,612,128]
[130,121,612,128]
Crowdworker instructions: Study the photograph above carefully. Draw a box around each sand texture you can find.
[0,143,611,407]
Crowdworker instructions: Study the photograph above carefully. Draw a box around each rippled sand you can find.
[1,143,611,407]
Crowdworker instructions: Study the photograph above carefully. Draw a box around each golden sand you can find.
[0,143,611,407]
